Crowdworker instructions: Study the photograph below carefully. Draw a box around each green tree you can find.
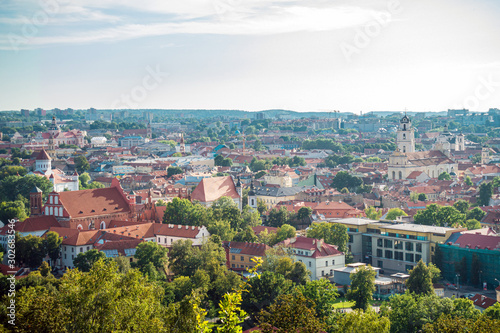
[478,181,493,206]
[78,172,91,188]
[423,314,500,333]
[331,171,363,191]
[464,176,473,186]
[466,207,486,221]
[438,172,451,180]
[133,241,169,279]
[428,263,442,284]
[298,278,338,320]
[483,302,500,320]
[257,292,325,333]
[267,206,293,228]
[385,208,408,220]
[73,249,108,272]
[306,222,349,253]
[163,197,196,225]
[347,265,376,311]
[466,219,481,230]
[335,309,391,333]
[365,206,382,220]
[381,292,453,333]
[297,206,313,223]
[257,199,267,215]
[0,200,28,222]
[74,155,90,174]
[407,260,434,295]
[113,255,132,274]
[453,200,470,214]
[17,234,46,268]
[44,231,62,267]
[242,271,294,319]
[436,206,466,227]
[418,193,428,201]
[269,224,296,246]
[167,166,184,178]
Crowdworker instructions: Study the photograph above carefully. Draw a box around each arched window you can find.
[392,171,396,179]
[403,133,406,139]
[100,221,106,229]
[77,224,83,230]
[45,206,49,215]
[49,206,53,215]
[251,199,255,206]
[399,171,403,179]
[54,196,58,204]
[59,207,63,216]
[403,124,406,130]
[403,146,406,153]
[49,196,53,204]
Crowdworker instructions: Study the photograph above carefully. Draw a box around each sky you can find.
[0,0,500,113]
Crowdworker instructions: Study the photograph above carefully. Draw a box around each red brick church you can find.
[29,178,150,230]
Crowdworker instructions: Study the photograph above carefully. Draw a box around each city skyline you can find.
[1,0,500,112]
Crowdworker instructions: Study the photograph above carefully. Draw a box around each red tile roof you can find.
[252,226,278,235]
[223,241,270,256]
[35,149,51,161]
[280,236,343,258]
[452,234,500,250]
[15,216,61,232]
[59,187,131,218]
[470,294,497,310]
[153,224,207,238]
[191,176,239,203]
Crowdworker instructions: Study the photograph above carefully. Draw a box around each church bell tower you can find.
[397,114,415,153]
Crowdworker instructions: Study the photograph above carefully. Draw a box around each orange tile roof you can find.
[191,176,239,202]
[59,187,131,218]
[15,216,61,232]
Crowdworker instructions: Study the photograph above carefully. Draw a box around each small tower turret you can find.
[30,186,43,216]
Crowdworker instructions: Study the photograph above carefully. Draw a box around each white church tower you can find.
[397,115,415,153]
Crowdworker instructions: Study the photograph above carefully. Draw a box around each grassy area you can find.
[332,298,385,309]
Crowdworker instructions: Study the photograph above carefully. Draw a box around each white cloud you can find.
[0,3,386,47]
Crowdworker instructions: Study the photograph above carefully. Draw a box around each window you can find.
[325,261,328,267]
[72,247,74,252]
[232,264,235,268]
[377,249,383,257]
[405,242,413,251]
[405,265,413,272]
[49,196,53,204]
[403,133,406,139]
[385,250,393,259]
[54,196,58,204]
[377,239,383,247]
[86,246,89,251]
[405,253,414,262]
[332,260,335,265]
[64,254,67,259]
[232,255,235,260]
[378,260,383,268]
[399,171,403,179]
[309,262,312,267]
[415,254,422,262]
[241,256,244,262]
[72,255,74,260]
[348,235,353,243]
[394,240,403,250]
[416,243,422,253]
[322,270,324,276]
[384,239,393,248]
[395,251,404,260]
[80,247,83,253]
[330,269,333,275]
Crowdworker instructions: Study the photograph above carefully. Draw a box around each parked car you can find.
[465,293,475,299]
